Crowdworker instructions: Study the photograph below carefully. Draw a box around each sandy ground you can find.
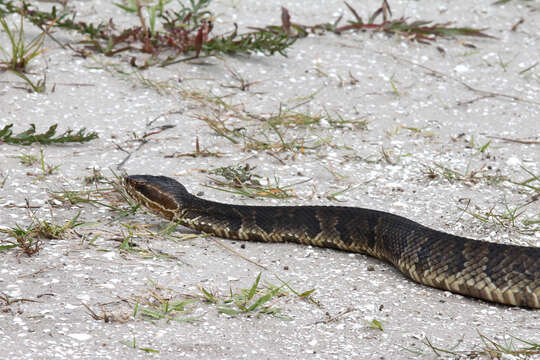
[1,0,539,359]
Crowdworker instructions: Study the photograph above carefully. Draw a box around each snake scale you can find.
[124,175,540,308]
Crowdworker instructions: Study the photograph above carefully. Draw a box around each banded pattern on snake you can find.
[124,175,540,308]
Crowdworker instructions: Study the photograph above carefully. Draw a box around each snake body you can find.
[124,175,540,308]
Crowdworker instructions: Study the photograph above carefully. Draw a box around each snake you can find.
[124,174,540,308]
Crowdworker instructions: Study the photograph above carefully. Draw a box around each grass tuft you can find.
[0,211,82,256]
[0,14,46,72]
[197,273,317,319]
[204,164,309,199]
[410,332,540,358]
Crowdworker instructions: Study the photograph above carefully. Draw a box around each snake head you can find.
[124,175,190,220]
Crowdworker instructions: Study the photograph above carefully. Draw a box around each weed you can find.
[462,166,540,235]
[118,225,138,252]
[458,196,538,235]
[265,106,366,130]
[0,123,98,145]
[1,0,489,70]
[408,332,540,358]
[114,224,177,259]
[114,0,172,37]
[192,92,331,155]
[165,137,223,158]
[311,307,355,325]
[209,164,261,185]
[221,65,261,91]
[130,281,199,323]
[16,153,38,166]
[423,162,506,185]
[205,164,309,199]
[198,273,317,319]
[136,297,197,322]
[22,149,59,179]
[196,111,307,153]
[36,149,60,177]
[83,168,107,185]
[0,211,83,256]
[261,1,492,45]
[511,165,540,194]
[438,165,540,234]
[274,275,319,306]
[367,318,384,331]
[120,336,160,353]
[9,69,47,92]
[0,0,293,67]
[0,14,46,72]
[49,172,140,220]
[324,110,368,130]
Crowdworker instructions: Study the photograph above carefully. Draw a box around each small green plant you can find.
[198,273,317,319]
[459,199,538,234]
[49,172,140,223]
[460,164,539,235]
[165,136,223,158]
[200,273,286,318]
[205,165,309,199]
[0,123,98,145]
[210,164,261,185]
[120,336,160,353]
[0,0,294,67]
[133,293,198,322]
[9,70,46,92]
[511,165,540,194]
[423,162,506,185]
[0,14,46,72]
[36,149,60,178]
[409,332,540,358]
[19,149,60,180]
[108,223,179,259]
[0,0,493,70]
[16,152,38,166]
[263,0,493,45]
[367,318,384,331]
[83,168,107,184]
[114,0,172,36]
[0,212,83,256]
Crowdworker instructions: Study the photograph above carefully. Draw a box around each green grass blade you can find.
[247,272,261,300]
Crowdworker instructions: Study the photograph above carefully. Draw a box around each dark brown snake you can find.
[124,175,540,308]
